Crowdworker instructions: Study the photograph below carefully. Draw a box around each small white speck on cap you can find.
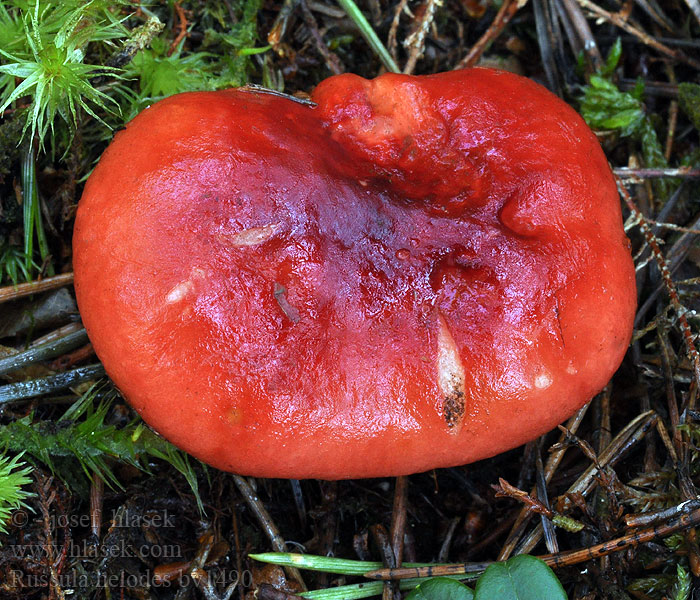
[165,267,206,304]
[221,223,279,247]
[534,371,553,389]
[165,281,193,304]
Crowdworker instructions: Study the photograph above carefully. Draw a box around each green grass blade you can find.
[335,0,399,73]
[20,146,36,277]
[251,553,482,599]
[250,553,384,575]
[299,577,474,599]
[20,145,53,278]
[300,580,386,599]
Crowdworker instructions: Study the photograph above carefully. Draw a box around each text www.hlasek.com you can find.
[9,538,184,561]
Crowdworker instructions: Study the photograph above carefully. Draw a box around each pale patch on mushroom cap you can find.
[165,267,207,304]
[436,312,466,431]
[534,371,553,389]
[218,223,279,247]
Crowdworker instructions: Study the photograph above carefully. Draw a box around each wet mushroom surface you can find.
[73,68,636,479]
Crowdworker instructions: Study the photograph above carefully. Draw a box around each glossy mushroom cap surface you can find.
[73,68,636,479]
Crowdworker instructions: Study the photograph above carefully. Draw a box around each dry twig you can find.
[366,504,700,579]
[298,0,345,74]
[575,0,700,69]
[232,476,307,591]
[498,404,589,560]
[168,2,189,55]
[0,272,74,304]
[456,0,528,69]
[403,0,441,74]
[619,178,700,389]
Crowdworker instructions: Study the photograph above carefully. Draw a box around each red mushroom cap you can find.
[73,68,636,479]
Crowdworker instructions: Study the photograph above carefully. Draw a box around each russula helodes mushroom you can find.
[73,68,636,479]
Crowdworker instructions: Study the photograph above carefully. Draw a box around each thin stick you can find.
[366,507,700,580]
[168,2,188,56]
[390,476,408,566]
[402,0,440,74]
[532,0,562,94]
[0,364,105,404]
[630,219,700,234]
[514,410,657,556]
[596,384,613,573]
[437,517,461,562]
[498,404,589,560]
[613,166,700,180]
[48,343,94,371]
[541,508,700,568]
[559,0,602,69]
[664,101,678,162]
[0,328,89,377]
[597,387,612,456]
[683,0,700,26]
[575,0,700,69]
[664,61,680,163]
[618,177,700,389]
[387,0,410,61]
[0,272,74,304]
[370,524,399,600]
[456,0,526,69]
[232,475,307,591]
[299,0,345,74]
[89,474,104,540]
[626,499,700,528]
[535,452,558,554]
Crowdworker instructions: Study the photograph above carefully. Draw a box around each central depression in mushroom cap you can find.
[73,68,636,479]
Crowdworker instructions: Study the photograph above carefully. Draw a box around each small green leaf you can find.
[406,578,474,600]
[588,74,614,90]
[599,108,645,131]
[670,564,691,600]
[236,45,271,56]
[550,514,584,533]
[579,66,670,198]
[474,556,567,600]
[627,573,676,598]
[601,38,622,77]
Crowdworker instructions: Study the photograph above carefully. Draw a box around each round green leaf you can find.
[474,556,567,600]
[406,577,475,600]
